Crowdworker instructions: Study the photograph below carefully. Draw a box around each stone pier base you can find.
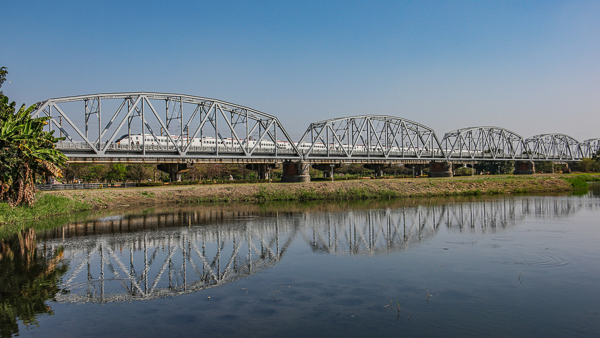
[281,161,311,182]
[429,161,453,177]
[514,161,535,175]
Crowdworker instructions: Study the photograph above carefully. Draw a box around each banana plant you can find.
[0,96,67,207]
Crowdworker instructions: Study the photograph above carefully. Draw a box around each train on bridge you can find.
[31,92,599,181]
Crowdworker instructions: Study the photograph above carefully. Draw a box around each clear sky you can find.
[2,0,599,140]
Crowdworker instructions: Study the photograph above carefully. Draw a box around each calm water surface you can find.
[2,186,600,337]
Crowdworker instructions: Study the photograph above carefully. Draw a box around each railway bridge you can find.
[32,92,600,181]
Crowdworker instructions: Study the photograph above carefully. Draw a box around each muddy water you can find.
[2,187,600,337]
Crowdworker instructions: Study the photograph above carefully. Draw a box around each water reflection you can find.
[0,229,68,338]
[32,194,598,305]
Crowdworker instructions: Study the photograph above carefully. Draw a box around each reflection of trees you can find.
[0,229,68,338]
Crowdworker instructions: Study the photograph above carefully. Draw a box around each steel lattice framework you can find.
[32,92,301,162]
[296,115,445,161]
[441,127,531,161]
[581,139,600,158]
[525,134,582,161]
[30,92,596,163]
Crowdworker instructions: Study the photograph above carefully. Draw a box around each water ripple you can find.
[498,255,570,267]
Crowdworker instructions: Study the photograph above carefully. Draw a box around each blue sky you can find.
[2,0,599,140]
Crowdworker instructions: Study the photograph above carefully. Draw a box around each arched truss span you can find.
[32,92,301,160]
[296,115,445,160]
[525,134,582,161]
[581,139,600,158]
[441,127,530,161]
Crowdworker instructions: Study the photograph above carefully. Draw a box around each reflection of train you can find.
[115,134,486,156]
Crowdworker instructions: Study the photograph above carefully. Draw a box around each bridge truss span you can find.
[296,115,445,161]
[441,127,531,161]
[581,139,600,158]
[30,92,596,164]
[525,134,582,161]
[33,92,301,162]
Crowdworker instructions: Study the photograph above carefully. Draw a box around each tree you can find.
[593,150,600,163]
[0,96,67,206]
[62,163,90,183]
[126,164,153,182]
[578,158,594,172]
[475,161,514,175]
[82,165,107,182]
[104,164,127,182]
[0,67,7,96]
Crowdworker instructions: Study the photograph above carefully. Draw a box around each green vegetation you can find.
[0,67,67,207]
[475,160,514,175]
[0,194,90,225]
[561,174,600,191]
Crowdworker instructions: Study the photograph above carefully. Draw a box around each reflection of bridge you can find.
[32,93,599,180]
[40,195,597,303]
[45,216,300,304]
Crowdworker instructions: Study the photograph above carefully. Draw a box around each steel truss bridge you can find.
[38,195,597,303]
[33,92,599,165]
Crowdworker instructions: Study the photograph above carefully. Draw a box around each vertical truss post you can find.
[141,98,145,156]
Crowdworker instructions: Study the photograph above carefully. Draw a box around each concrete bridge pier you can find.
[514,161,535,175]
[157,163,193,182]
[429,161,453,177]
[281,161,311,182]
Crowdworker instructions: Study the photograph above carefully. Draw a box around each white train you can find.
[115,134,482,156]
[115,134,375,152]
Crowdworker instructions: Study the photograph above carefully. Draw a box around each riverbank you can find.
[0,175,580,225]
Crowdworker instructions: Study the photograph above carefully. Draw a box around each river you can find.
[2,185,599,337]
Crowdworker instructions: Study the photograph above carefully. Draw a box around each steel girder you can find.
[525,134,582,161]
[32,92,301,161]
[441,127,530,161]
[581,139,600,158]
[296,115,445,160]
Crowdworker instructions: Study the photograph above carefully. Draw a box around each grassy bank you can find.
[0,194,90,224]
[1,174,593,226]
[561,174,600,190]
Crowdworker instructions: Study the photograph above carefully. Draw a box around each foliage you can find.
[475,161,514,175]
[126,164,154,182]
[0,67,7,96]
[0,229,68,337]
[454,167,474,176]
[578,158,594,172]
[105,164,127,182]
[0,96,67,207]
[593,150,600,163]
[183,163,246,180]
[561,176,589,190]
[62,163,90,183]
[81,165,107,182]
